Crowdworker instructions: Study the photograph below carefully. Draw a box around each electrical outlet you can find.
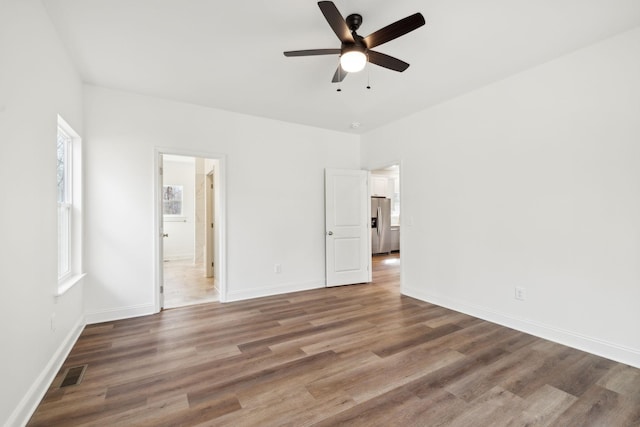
[514,287,526,301]
[274,264,282,274]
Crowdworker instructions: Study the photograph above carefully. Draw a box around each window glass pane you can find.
[163,185,183,215]
[57,124,73,279]
[57,129,71,203]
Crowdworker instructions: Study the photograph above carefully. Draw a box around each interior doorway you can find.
[370,163,401,276]
[157,152,224,309]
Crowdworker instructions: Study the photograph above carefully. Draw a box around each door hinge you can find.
[160,285,164,293]
[211,184,213,189]
[159,167,163,175]
[211,223,214,228]
[211,262,214,267]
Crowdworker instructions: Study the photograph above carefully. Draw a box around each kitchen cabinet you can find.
[371,176,390,198]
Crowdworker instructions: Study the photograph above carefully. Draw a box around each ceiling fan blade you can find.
[332,65,348,83]
[318,1,354,43]
[367,50,410,72]
[363,13,425,49]
[284,49,341,57]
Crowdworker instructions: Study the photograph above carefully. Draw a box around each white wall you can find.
[83,86,360,321]
[361,27,640,368]
[163,157,196,260]
[0,0,85,425]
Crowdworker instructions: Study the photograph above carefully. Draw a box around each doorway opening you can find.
[156,151,226,310]
[370,163,401,281]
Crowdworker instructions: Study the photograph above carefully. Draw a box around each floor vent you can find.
[60,365,87,388]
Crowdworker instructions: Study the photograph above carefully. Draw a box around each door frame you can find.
[205,171,214,278]
[367,160,403,292]
[154,148,228,311]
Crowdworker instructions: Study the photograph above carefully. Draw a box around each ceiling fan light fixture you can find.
[340,50,367,73]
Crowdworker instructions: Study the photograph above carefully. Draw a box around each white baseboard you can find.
[226,279,324,302]
[84,303,156,325]
[403,286,640,369]
[7,316,85,427]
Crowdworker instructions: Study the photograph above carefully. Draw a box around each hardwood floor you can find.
[29,253,640,426]
[163,259,217,309]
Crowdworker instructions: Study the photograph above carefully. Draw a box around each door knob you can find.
[162,233,169,237]
[327,231,333,236]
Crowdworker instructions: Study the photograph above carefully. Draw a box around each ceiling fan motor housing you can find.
[342,38,366,55]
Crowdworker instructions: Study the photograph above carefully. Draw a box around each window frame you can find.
[56,115,84,295]
[57,125,73,281]
[162,184,185,221]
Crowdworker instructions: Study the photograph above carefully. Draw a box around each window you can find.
[57,115,83,293]
[389,176,400,226]
[57,125,72,279]
[163,185,183,216]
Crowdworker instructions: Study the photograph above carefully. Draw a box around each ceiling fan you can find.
[283,1,425,83]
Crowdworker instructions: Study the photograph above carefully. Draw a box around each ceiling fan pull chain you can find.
[337,61,342,92]
[367,65,371,90]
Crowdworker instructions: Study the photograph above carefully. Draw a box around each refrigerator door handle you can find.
[377,207,381,236]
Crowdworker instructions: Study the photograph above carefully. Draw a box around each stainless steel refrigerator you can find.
[371,197,391,254]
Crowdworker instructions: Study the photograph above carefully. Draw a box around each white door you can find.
[325,169,370,287]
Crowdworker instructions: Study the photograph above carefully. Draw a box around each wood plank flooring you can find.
[163,259,217,309]
[29,254,640,426]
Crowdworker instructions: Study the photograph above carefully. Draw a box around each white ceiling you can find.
[42,0,640,134]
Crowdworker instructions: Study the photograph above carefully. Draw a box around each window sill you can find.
[56,273,86,297]
[164,216,186,222]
